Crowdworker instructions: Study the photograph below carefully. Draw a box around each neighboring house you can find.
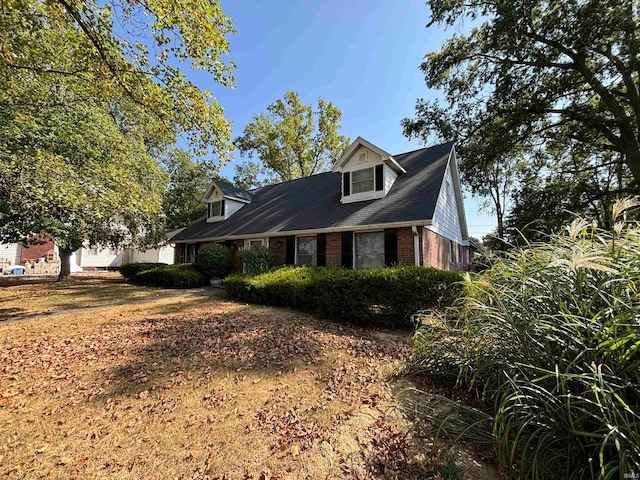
[74,229,180,270]
[171,138,471,272]
[1,230,178,273]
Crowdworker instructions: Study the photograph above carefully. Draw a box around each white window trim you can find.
[353,230,386,270]
[209,200,223,218]
[295,235,317,266]
[243,238,268,250]
[350,166,375,195]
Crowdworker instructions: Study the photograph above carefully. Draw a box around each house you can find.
[72,230,180,271]
[1,230,179,274]
[170,138,471,271]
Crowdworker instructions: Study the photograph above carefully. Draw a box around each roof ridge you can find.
[250,170,335,192]
[393,140,454,157]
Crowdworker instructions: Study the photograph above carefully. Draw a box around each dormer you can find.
[201,181,253,223]
[332,137,406,204]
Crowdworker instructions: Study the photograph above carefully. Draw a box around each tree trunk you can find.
[57,249,73,282]
[623,146,640,191]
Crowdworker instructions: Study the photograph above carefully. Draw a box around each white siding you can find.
[225,199,245,217]
[206,195,246,222]
[130,249,159,264]
[0,243,21,264]
[77,247,123,268]
[157,245,175,264]
[383,164,398,194]
[341,146,388,204]
[427,159,464,243]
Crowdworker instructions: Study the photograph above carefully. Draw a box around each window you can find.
[208,200,223,218]
[247,239,265,249]
[449,240,457,264]
[296,236,316,265]
[181,244,196,263]
[351,167,374,194]
[355,232,385,269]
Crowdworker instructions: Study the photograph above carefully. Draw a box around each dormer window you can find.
[208,200,224,219]
[333,138,406,204]
[352,167,374,194]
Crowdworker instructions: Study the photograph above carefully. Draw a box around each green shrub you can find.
[237,245,275,274]
[119,262,166,281]
[196,243,232,279]
[225,265,463,328]
[410,199,640,479]
[134,263,207,288]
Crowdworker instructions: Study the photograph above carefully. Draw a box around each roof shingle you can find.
[171,142,453,242]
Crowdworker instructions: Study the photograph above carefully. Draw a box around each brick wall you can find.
[20,234,55,262]
[422,228,451,270]
[269,237,287,266]
[422,227,470,271]
[397,227,416,265]
[326,232,342,267]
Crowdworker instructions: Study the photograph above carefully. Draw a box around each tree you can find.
[0,101,167,280]
[507,142,633,242]
[1,0,236,157]
[403,0,640,236]
[234,91,350,188]
[162,148,230,230]
[0,0,236,280]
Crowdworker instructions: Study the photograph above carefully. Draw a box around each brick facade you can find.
[269,237,286,267]
[422,227,469,271]
[325,232,342,267]
[175,226,469,273]
[396,227,416,266]
[20,234,56,263]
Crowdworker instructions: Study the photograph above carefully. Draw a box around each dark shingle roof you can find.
[217,183,254,202]
[171,142,453,242]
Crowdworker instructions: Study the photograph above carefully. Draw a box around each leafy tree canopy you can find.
[0,0,236,279]
[234,91,350,188]
[2,0,236,158]
[403,0,640,239]
[162,148,230,230]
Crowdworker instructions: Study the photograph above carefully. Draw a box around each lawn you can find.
[0,273,198,319]
[0,278,496,479]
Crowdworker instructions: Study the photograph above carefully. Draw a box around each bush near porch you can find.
[225,265,463,328]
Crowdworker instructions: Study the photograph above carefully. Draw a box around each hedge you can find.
[120,263,207,288]
[196,243,232,279]
[119,262,167,282]
[225,265,463,328]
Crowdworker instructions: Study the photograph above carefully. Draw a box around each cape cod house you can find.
[171,138,471,271]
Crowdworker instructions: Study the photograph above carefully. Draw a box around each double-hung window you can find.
[208,200,223,218]
[351,167,374,194]
[296,236,317,265]
[354,232,385,269]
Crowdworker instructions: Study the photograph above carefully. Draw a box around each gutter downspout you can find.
[411,226,420,266]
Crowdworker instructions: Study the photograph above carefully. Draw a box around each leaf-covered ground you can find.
[0,281,497,479]
[0,273,193,319]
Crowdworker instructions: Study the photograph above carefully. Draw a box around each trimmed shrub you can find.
[225,265,463,328]
[134,263,207,288]
[237,245,275,274]
[410,199,640,479]
[119,262,166,282]
[196,243,232,279]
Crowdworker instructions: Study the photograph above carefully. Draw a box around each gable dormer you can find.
[332,137,406,204]
[201,181,253,223]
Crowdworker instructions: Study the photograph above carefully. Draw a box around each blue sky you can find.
[189,0,497,239]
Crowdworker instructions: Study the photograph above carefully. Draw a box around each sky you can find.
[186,0,497,239]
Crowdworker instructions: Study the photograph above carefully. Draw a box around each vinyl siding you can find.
[426,159,463,244]
[341,146,388,204]
[383,164,398,194]
[0,243,21,264]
